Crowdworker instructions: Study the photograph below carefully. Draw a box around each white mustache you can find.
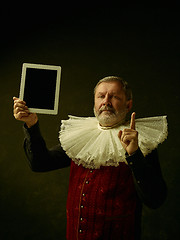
[99,106,115,114]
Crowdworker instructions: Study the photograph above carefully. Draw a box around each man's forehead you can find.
[95,81,124,94]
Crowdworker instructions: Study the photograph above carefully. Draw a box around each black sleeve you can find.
[23,121,71,172]
[126,148,167,209]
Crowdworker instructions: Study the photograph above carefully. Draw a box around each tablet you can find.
[19,63,61,115]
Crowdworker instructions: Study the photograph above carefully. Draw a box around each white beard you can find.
[94,106,127,127]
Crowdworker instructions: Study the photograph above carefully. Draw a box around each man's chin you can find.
[97,115,117,127]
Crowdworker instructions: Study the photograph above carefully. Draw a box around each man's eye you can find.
[114,96,121,100]
[98,95,105,98]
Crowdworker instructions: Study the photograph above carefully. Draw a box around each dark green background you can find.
[0,4,180,239]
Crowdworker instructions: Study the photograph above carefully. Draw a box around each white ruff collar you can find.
[59,115,168,169]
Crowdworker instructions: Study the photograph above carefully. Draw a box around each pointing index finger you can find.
[130,112,136,130]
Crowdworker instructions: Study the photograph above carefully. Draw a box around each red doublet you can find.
[66,161,137,240]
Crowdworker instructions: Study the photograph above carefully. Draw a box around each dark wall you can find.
[0,4,180,239]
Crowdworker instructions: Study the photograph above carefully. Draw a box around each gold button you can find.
[80,217,83,221]
[82,193,85,196]
[86,181,89,184]
[81,205,84,208]
[79,229,82,233]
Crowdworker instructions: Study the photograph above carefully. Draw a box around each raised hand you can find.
[13,97,38,128]
[118,112,138,155]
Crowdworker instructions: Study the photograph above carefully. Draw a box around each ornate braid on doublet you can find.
[66,161,137,240]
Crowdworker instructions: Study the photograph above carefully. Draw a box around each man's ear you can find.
[126,99,133,112]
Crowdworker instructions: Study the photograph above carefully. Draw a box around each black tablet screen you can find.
[23,68,57,110]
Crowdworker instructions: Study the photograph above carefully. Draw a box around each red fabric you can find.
[66,161,137,240]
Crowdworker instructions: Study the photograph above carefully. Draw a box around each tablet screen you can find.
[19,63,61,114]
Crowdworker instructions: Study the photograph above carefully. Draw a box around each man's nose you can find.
[102,94,112,106]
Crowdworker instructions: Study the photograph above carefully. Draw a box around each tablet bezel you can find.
[19,63,61,115]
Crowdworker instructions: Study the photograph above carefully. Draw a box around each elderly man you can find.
[13,76,167,240]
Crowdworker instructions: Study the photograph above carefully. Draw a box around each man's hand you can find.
[118,112,138,155]
[13,97,38,128]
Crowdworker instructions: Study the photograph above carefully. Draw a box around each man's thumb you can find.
[118,130,122,139]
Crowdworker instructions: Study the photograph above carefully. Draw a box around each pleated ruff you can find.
[59,115,168,169]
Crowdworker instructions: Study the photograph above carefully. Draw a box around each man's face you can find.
[94,81,132,127]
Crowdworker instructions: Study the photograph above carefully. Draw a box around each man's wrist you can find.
[23,121,42,140]
[126,147,139,157]
[26,122,37,128]
[125,148,142,165]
